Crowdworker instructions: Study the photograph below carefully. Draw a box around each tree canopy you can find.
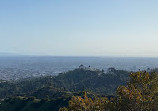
[60,71,158,111]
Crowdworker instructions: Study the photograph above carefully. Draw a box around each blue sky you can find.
[0,0,158,57]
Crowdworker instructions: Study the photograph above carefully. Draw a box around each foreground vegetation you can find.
[0,67,158,111]
[60,71,158,111]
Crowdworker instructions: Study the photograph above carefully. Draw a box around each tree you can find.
[60,71,158,111]
[113,71,158,111]
[59,91,109,111]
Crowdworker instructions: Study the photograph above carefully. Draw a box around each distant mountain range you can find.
[0,52,20,56]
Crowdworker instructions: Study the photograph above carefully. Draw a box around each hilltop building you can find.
[79,64,85,69]
[78,64,100,72]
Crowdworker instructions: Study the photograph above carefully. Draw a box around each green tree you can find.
[60,71,158,111]
[113,71,158,111]
[59,91,109,111]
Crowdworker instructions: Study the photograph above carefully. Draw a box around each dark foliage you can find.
[0,67,130,111]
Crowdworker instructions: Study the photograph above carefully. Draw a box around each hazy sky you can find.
[0,0,158,57]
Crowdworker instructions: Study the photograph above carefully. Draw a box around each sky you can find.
[0,0,158,57]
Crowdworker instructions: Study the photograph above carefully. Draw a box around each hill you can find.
[0,67,130,111]
[0,67,129,99]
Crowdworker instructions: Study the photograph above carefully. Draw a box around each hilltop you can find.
[0,67,130,111]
